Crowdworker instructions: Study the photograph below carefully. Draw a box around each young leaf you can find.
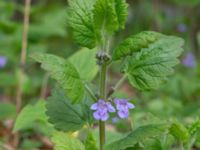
[46,88,89,132]
[124,36,184,90]
[52,131,85,150]
[67,0,98,48]
[115,0,129,29]
[85,132,98,150]
[170,122,189,143]
[104,124,168,150]
[112,31,163,60]
[69,48,98,81]
[93,0,128,34]
[31,53,84,103]
[13,101,50,132]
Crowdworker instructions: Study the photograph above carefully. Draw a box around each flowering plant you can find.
[28,0,185,149]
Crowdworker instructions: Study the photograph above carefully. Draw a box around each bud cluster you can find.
[96,51,111,65]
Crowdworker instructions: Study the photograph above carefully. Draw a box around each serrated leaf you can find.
[170,122,189,143]
[52,132,85,150]
[69,48,98,81]
[85,132,98,150]
[31,53,84,103]
[93,0,128,34]
[67,0,98,48]
[93,0,118,33]
[46,88,88,132]
[14,101,49,132]
[112,31,163,60]
[115,0,128,29]
[104,124,168,150]
[125,35,184,90]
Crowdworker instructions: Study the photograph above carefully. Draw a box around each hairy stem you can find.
[99,64,107,150]
[14,0,31,148]
[16,0,31,113]
[107,75,127,98]
[84,83,97,102]
[113,75,127,92]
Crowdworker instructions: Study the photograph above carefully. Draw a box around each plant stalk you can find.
[84,83,97,102]
[107,75,127,98]
[16,0,31,113]
[14,0,31,148]
[113,75,127,93]
[40,73,49,99]
[99,64,107,150]
[180,141,184,150]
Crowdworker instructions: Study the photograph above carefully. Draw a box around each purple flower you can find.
[0,56,7,68]
[114,99,135,119]
[182,52,196,68]
[177,23,187,33]
[90,99,115,121]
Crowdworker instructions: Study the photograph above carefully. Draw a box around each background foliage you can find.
[0,0,200,149]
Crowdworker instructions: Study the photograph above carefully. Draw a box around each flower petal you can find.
[101,112,109,121]
[127,103,135,109]
[90,103,98,110]
[118,110,129,119]
[93,111,101,120]
[114,99,120,105]
[106,102,115,112]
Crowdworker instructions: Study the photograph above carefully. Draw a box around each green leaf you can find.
[170,122,189,143]
[105,124,168,150]
[0,102,16,120]
[29,9,67,39]
[52,132,85,150]
[112,31,163,60]
[31,53,84,103]
[93,0,118,33]
[13,101,49,132]
[115,0,128,29]
[69,48,98,81]
[46,88,88,132]
[93,0,128,34]
[124,35,184,90]
[67,0,98,48]
[85,132,98,150]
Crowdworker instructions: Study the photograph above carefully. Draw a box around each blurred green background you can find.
[0,0,200,149]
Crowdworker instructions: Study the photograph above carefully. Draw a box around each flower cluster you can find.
[90,99,115,121]
[114,99,135,119]
[90,98,135,121]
